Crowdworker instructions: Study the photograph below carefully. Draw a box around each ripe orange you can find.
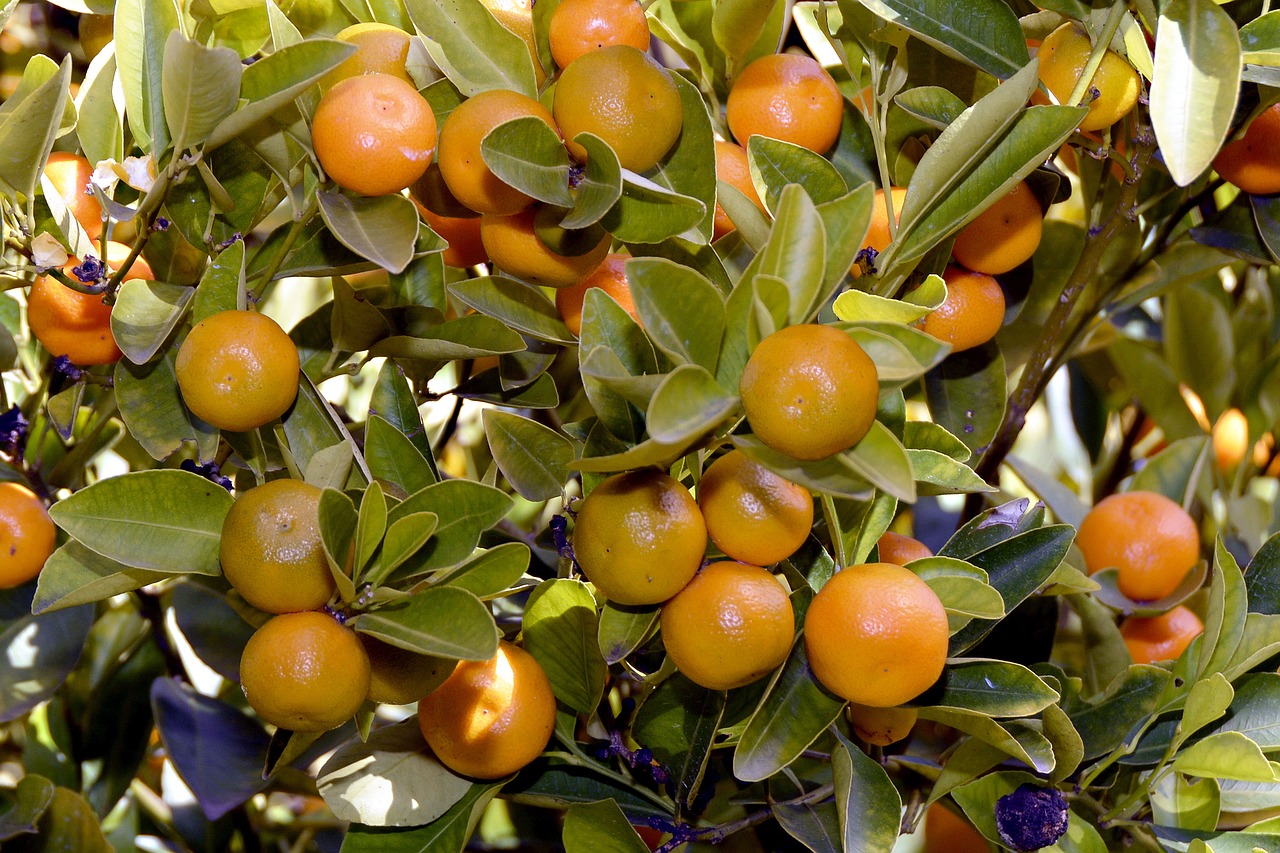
[847,702,918,747]
[321,22,415,90]
[859,186,908,267]
[553,45,683,172]
[175,310,300,432]
[712,140,766,240]
[950,181,1042,275]
[726,53,844,154]
[480,0,547,85]
[312,73,437,197]
[28,241,154,366]
[437,89,559,216]
[1212,407,1249,473]
[421,206,486,268]
[1036,22,1140,133]
[480,205,610,288]
[698,449,813,566]
[361,634,458,705]
[239,610,371,732]
[921,266,1006,352]
[660,561,795,691]
[1214,104,1280,196]
[548,0,649,69]
[876,531,933,565]
[739,324,880,461]
[43,152,103,240]
[555,253,638,336]
[1120,605,1204,665]
[418,640,556,778]
[0,483,56,589]
[804,562,949,707]
[923,802,990,853]
[572,468,707,605]
[1076,491,1200,602]
[219,479,335,614]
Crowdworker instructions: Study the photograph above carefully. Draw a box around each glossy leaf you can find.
[162,31,241,148]
[111,279,194,365]
[352,586,499,660]
[481,116,573,208]
[405,0,537,98]
[832,729,901,853]
[850,0,1028,79]
[632,672,724,812]
[562,799,650,853]
[523,580,608,714]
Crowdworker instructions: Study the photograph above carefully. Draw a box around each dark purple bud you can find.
[52,355,84,381]
[72,255,105,283]
[994,784,1069,852]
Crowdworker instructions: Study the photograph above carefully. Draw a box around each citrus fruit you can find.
[28,241,154,366]
[437,89,559,216]
[175,309,300,432]
[43,152,103,240]
[219,479,335,614]
[804,562,949,707]
[698,449,813,566]
[480,205,610,288]
[1036,22,1140,132]
[1214,104,1280,196]
[847,702,918,747]
[1212,407,1249,473]
[864,187,908,254]
[555,253,638,336]
[239,610,371,732]
[0,483,56,589]
[1120,605,1204,665]
[739,324,880,461]
[921,266,1006,352]
[924,802,990,853]
[480,0,547,85]
[321,22,415,90]
[417,640,556,778]
[876,531,933,565]
[421,206,486,268]
[1076,490,1200,602]
[726,53,844,154]
[660,561,795,691]
[572,468,707,605]
[950,181,1043,275]
[312,73,437,197]
[712,140,766,240]
[548,0,649,69]
[553,45,683,172]
[361,634,458,705]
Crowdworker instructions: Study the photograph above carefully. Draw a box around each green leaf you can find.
[354,482,388,580]
[433,543,531,599]
[1174,732,1280,782]
[645,364,739,446]
[562,799,650,853]
[732,435,876,500]
[842,421,916,502]
[1199,538,1249,683]
[560,132,624,230]
[1164,284,1235,418]
[366,416,437,498]
[647,72,717,242]
[712,0,778,77]
[114,349,219,463]
[193,240,246,323]
[910,557,1006,620]
[0,57,70,201]
[631,673,724,812]
[833,278,941,325]
[1179,674,1236,753]
[0,603,94,723]
[628,257,725,371]
[5,786,110,852]
[450,276,576,345]
[405,0,537,98]
[482,410,573,502]
[111,279,194,365]
[848,0,1029,79]
[1072,665,1172,760]
[1151,773,1221,833]
[742,184,827,325]
[523,580,608,714]
[920,708,1056,772]
[162,31,242,148]
[353,587,499,660]
[282,373,373,488]
[747,135,848,209]
[908,448,995,496]
[924,346,1006,456]
[368,315,527,365]
[832,729,901,853]
[115,0,180,153]
[341,781,503,852]
[318,190,419,275]
[481,116,573,207]
[370,359,436,464]
[928,659,1059,717]
[385,480,514,578]
[32,541,172,614]
[602,173,708,244]
[1150,0,1242,187]
[0,774,55,841]
[597,602,660,665]
[365,513,439,588]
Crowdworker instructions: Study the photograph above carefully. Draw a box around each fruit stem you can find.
[1065,2,1128,111]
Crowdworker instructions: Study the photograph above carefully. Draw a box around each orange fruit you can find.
[1036,22,1140,132]
[480,205,610,288]
[175,309,300,432]
[804,562,949,707]
[28,241,154,366]
[726,53,844,154]
[239,610,371,732]
[219,479,336,614]
[553,45,683,172]
[43,151,103,240]
[712,140,766,240]
[0,483,56,589]
[860,186,908,264]
[847,702,918,747]
[1077,491,1200,602]
[572,468,707,605]
[361,634,458,705]
[437,89,559,216]
[312,73,437,197]
[1212,407,1249,473]
[555,253,638,336]
[698,449,813,566]
[321,22,415,90]
[418,640,556,778]
[548,0,649,69]
[1214,104,1280,196]
[1120,605,1204,665]
[480,0,547,85]
[921,266,1006,352]
[924,802,990,853]
[660,561,795,691]
[950,181,1043,275]
[876,531,933,565]
[739,324,880,461]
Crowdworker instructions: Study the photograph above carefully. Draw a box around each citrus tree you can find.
[4,0,1280,851]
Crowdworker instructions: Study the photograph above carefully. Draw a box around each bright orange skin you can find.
[1120,605,1205,665]
[361,635,458,706]
[239,611,371,732]
[805,562,949,707]
[739,324,880,461]
[1077,491,1200,602]
[712,141,766,240]
[418,641,556,778]
[419,206,487,268]
[923,802,990,853]
[864,186,908,253]
[555,253,637,336]
[548,0,649,69]
[28,242,153,366]
[479,206,610,288]
[43,152,103,240]
[950,181,1043,275]
[876,531,933,565]
[1215,105,1280,196]
[1037,22,1140,133]
[321,23,415,90]
[1213,408,1249,473]
[220,479,335,614]
[573,469,707,605]
[175,310,300,433]
[438,90,558,216]
[698,449,813,566]
[921,266,1006,352]
[312,73,437,197]
[727,54,843,154]
[847,703,918,747]
[0,483,56,589]
[660,561,795,691]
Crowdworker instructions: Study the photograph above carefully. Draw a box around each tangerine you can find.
[950,181,1043,275]
[923,802,990,853]
[847,702,918,747]
[480,205,610,288]
[0,483,56,589]
[321,22,415,90]
[921,266,1006,352]
[698,449,813,566]
[1212,407,1249,473]
[548,0,649,69]
[726,53,844,154]
[1120,605,1204,665]
[555,253,638,336]
[1036,22,1141,133]
[42,152,103,240]
[712,140,766,240]
[876,531,933,565]
[1214,104,1280,196]
[1076,491,1200,601]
